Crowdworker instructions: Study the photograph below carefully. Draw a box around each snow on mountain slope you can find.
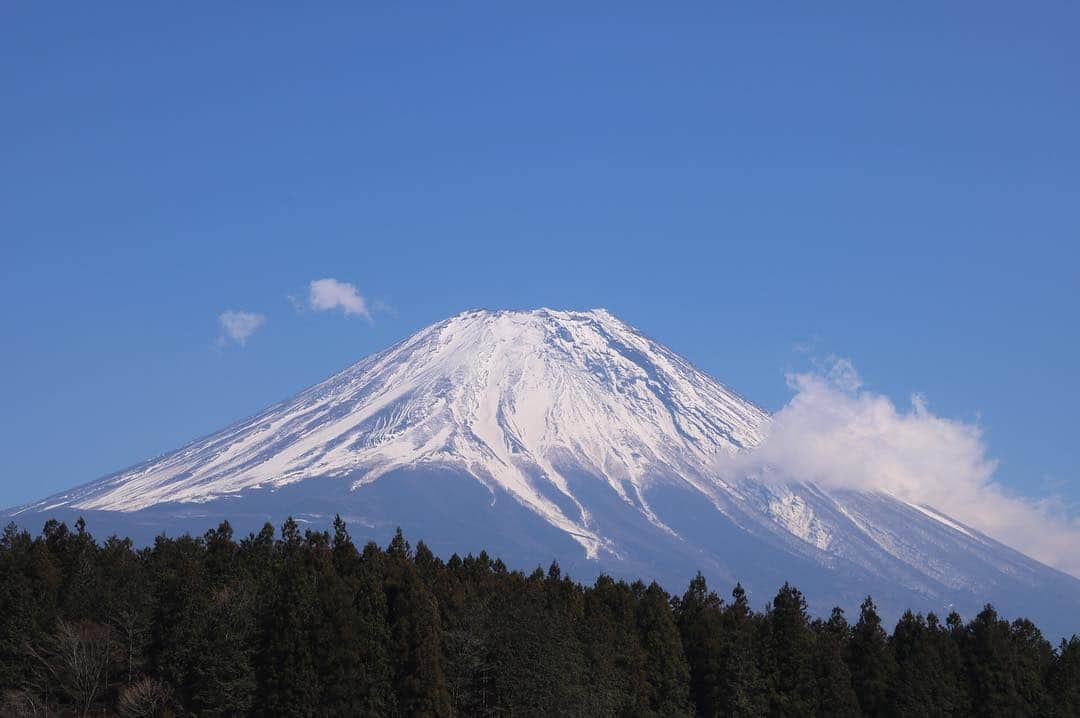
[17,309,767,555]
[9,308,1080,637]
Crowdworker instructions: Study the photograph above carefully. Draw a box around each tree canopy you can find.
[0,518,1074,716]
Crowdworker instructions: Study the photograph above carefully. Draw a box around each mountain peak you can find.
[445,306,617,324]
[19,308,767,556]
[10,307,1080,639]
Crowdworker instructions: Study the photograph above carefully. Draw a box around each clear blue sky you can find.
[2,3,1077,510]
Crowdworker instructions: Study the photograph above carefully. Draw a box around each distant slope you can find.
[7,308,1080,637]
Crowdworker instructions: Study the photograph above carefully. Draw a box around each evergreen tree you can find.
[929,612,970,714]
[384,528,452,716]
[958,604,1054,716]
[811,608,859,716]
[179,521,256,715]
[847,596,895,717]
[673,572,727,715]
[253,517,319,716]
[145,533,212,707]
[580,575,649,715]
[1050,635,1080,714]
[888,610,970,716]
[1008,617,1053,715]
[98,534,151,688]
[189,583,255,716]
[635,581,692,716]
[718,583,766,716]
[0,524,42,692]
[761,582,816,716]
[327,518,395,715]
[310,526,368,715]
[1,515,1075,716]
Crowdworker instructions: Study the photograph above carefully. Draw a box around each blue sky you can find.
[1,3,1077,514]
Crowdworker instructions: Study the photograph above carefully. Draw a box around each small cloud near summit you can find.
[306,278,372,320]
[218,310,267,347]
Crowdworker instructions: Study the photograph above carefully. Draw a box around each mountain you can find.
[6,308,1080,637]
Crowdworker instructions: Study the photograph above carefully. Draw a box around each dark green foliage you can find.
[635,581,692,715]
[479,562,591,714]
[888,611,967,716]
[955,605,1055,716]
[761,582,817,715]
[847,596,896,716]
[811,608,859,717]
[673,572,725,714]
[580,574,650,714]
[1051,635,1080,714]
[673,575,765,716]
[325,518,395,715]
[0,517,1076,716]
[384,529,452,716]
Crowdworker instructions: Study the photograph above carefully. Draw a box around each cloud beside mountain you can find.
[721,359,1080,577]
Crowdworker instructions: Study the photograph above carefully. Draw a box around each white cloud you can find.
[308,278,371,319]
[723,358,1080,577]
[217,310,267,347]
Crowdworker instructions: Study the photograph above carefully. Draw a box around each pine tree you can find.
[958,604,1053,716]
[635,581,692,716]
[847,596,895,717]
[673,572,727,715]
[581,575,649,715]
[253,517,319,716]
[384,529,452,717]
[1051,635,1080,714]
[927,612,970,714]
[145,533,212,708]
[761,582,816,715]
[811,608,859,716]
[306,519,397,715]
[0,524,42,692]
[179,521,256,715]
[888,610,970,716]
[188,583,255,716]
[3,515,1075,716]
[357,541,398,715]
[718,583,766,716]
[1008,617,1053,715]
[98,535,151,689]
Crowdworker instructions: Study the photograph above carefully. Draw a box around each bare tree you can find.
[26,620,115,717]
[117,677,174,718]
[0,688,48,718]
[109,605,148,686]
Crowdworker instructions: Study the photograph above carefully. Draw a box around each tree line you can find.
[1,517,1078,716]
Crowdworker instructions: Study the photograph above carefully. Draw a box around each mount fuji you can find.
[6,308,1079,637]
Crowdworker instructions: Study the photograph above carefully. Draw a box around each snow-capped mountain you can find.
[7,309,1080,637]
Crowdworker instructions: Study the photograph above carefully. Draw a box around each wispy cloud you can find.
[217,310,267,347]
[286,293,306,313]
[307,278,371,319]
[371,298,398,318]
[721,358,1080,577]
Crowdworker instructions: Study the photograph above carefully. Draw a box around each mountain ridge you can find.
[7,307,1080,638]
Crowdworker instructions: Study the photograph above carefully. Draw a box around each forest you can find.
[1,517,1078,717]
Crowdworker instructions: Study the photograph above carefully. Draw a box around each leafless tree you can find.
[0,688,49,718]
[25,620,115,717]
[109,605,148,686]
[117,676,174,718]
